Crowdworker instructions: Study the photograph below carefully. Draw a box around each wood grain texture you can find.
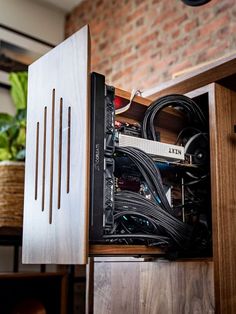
[23,25,90,264]
[89,245,164,256]
[143,53,236,99]
[86,258,94,314]
[209,83,236,314]
[93,259,214,314]
[115,88,151,106]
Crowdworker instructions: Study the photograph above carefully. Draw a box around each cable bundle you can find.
[106,190,192,248]
[109,147,193,249]
[115,146,172,214]
[141,94,206,141]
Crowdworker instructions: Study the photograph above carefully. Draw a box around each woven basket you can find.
[0,161,25,228]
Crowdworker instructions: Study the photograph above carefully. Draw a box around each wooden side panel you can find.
[93,259,214,314]
[209,84,236,313]
[23,25,90,264]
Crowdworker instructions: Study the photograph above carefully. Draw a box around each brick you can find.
[198,14,229,38]
[183,39,212,58]
[138,31,159,47]
[124,54,138,66]
[184,19,198,33]
[171,60,193,76]
[126,7,146,23]
[98,41,108,51]
[170,36,190,52]
[111,47,132,62]
[197,41,229,64]
[151,8,177,27]
[136,17,144,27]
[111,66,133,82]
[215,0,234,15]
[163,14,188,32]
[172,29,180,39]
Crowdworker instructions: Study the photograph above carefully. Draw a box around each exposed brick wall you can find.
[65,0,236,92]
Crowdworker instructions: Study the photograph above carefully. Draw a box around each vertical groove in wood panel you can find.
[67,106,71,194]
[49,89,55,224]
[42,106,47,211]
[34,122,39,200]
[58,98,63,209]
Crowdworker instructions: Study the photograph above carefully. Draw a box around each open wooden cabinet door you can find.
[22,25,91,265]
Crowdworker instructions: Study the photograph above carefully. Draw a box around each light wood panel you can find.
[209,83,236,314]
[23,25,90,264]
[93,259,214,314]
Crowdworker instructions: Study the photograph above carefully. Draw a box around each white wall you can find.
[0,87,16,115]
[0,0,65,45]
[0,0,65,117]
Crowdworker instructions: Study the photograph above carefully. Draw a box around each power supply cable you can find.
[141,94,206,141]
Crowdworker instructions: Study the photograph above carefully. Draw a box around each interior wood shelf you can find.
[89,244,165,257]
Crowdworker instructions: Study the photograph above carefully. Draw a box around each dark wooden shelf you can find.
[0,227,22,245]
[0,226,22,236]
[0,271,65,279]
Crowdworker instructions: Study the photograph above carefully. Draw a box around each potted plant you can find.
[0,72,27,229]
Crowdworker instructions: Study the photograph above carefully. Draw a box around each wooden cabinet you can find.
[22,25,236,313]
[88,80,236,314]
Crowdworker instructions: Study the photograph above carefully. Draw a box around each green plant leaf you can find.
[0,71,28,161]
[0,148,12,161]
[9,125,20,143]
[0,113,15,133]
[9,72,28,110]
[10,144,18,160]
[15,108,27,122]
[15,127,26,146]
[15,148,25,161]
[0,113,14,122]
[0,132,9,148]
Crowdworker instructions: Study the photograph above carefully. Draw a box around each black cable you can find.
[113,190,192,248]
[111,95,210,252]
[141,94,206,141]
[115,146,173,213]
[104,234,170,244]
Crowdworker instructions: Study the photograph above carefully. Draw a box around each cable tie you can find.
[115,89,142,115]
